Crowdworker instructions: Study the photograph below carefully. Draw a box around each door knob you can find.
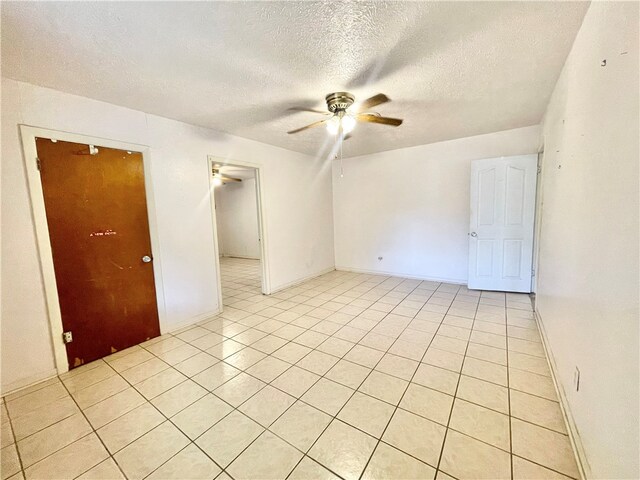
[470,232,478,237]
[142,255,152,263]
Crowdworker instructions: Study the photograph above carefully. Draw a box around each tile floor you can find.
[1,257,580,480]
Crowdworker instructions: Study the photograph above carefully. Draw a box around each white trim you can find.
[220,254,261,261]
[335,265,467,285]
[269,266,337,294]
[208,156,271,304]
[19,125,167,375]
[162,309,223,335]
[534,308,590,480]
[0,370,58,398]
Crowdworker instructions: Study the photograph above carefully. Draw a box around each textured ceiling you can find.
[1,1,588,157]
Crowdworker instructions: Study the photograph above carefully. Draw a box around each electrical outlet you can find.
[573,366,580,391]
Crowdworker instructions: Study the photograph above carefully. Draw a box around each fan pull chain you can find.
[340,133,344,178]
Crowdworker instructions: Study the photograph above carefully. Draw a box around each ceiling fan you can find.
[212,167,242,186]
[287,92,403,136]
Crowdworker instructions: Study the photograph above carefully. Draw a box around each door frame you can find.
[19,125,167,375]
[207,155,271,308]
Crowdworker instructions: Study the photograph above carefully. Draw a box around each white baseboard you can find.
[220,254,260,260]
[335,265,467,285]
[534,308,590,480]
[1,368,58,398]
[269,266,336,294]
[161,309,223,335]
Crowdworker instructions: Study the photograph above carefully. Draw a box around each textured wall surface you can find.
[536,2,640,478]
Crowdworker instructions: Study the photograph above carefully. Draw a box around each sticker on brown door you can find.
[36,138,161,368]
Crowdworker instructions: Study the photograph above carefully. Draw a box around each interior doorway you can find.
[209,158,268,310]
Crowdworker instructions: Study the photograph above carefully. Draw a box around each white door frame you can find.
[19,125,167,375]
[207,155,271,310]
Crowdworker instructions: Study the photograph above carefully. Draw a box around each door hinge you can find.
[537,165,542,174]
[36,157,41,171]
[531,268,536,276]
[62,331,73,344]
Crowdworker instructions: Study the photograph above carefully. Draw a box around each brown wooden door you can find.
[36,138,160,368]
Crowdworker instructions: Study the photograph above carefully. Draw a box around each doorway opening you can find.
[209,158,268,310]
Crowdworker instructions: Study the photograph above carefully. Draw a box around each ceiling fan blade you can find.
[356,113,403,126]
[287,107,330,115]
[287,119,327,134]
[343,134,353,141]
[221,176,242,183]
[355,93,390,112]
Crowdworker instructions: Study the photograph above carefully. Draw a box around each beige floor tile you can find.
[1,421,14,447]
[511,418,579,478]
[509,351,551,377]
[270,401,332,452]
[325,360,371,389]
[316,337,355,358]
[146,444,221,479]
[246,356,290,383]
[271,366,320,398]
[11,396,79,441]
[195,411,264,467]
[97,403,164,453]
[213,372,265,407]
[171,394,232,440]
[61,364,116,394]
[422,348,464,372]
[114,421,189,479]
[337,392,395,438]
[251,335,289,354]
[382,409,445,466]
[301,378,354,416]
[293,330,329,349]
[24,434,108,480]
[509,369,558,400]
[6,383,68,419]
[387,339,427,361]
[73,375,129,409]
[155,344,201,366]
[107,349,154,372]
[462,357,508,386]
[120,357,169,385]
[134,368,188,400]
[151,379,207,417]
[144,336,185,356]
[239,385,296,427]
[449,399,510,450]
[466,343,507,365]
[309,420,377,480]
[232,328,268,346]
[512,455,575,479]
[362,442,436,480]
[176,326,210,343]
[5,378,62,403]
[273,342,313,364]
[191,362,241,391]
[412,364,459,395]
[288,456,340,480]
[1,444,20,480]
[456,375,508,414]
[359,332,396,351]
[76,458,125,479]
[84,387,146,429]
[358,371,408,406]
[18,413,91,467]
[297,350,339,375]
[430,335,468,355]
[228,431,303,479]
[344,345,385,368]
[206,339,246,360]
[509,338,546,358]
[225,347,267,370]
[511,390,567,433]
[400,383,453,426]
[375,354,419,381]
[189,332,225,350]
[173,352,218,377]
[440,430,510,479]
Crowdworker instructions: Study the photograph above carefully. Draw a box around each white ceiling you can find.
[1,1,588,157]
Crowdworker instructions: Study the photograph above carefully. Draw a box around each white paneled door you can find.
[468,155,538,292]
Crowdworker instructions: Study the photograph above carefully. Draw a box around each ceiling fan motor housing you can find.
[326,92,355,113]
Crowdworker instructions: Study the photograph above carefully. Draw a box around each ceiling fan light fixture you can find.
[341,114,356,134]
[326,112,356,135]
[212,175,223,186]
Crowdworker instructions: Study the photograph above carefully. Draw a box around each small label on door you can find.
[90,229,117,237]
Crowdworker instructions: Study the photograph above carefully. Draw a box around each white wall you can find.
[1,79,335,393]
[332,126,541,282]
[535,3,639,478]
[215,177,261,259]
